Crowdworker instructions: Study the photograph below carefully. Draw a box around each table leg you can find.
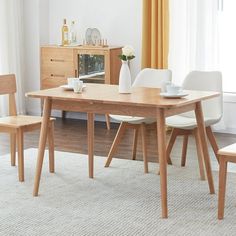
[33,98,52,196]
[87,113,94,178]
[157,108,168,218]
[195,102,215,194]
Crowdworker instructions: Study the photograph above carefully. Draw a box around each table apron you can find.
[164,103,196,117]
[50,99,197,118]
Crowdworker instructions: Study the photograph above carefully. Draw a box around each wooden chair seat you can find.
[218,143,236,158]
[218,143,236,219]
[0,115,55,129]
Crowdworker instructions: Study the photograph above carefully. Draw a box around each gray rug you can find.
[1,149,236,236]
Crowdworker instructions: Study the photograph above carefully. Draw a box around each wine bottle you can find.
[62,19,69,46]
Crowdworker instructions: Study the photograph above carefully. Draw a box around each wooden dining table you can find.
[26,83,219,218]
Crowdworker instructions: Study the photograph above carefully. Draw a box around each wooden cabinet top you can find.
[41,45,122,51]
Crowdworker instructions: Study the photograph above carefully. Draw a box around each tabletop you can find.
[26,84,220,109]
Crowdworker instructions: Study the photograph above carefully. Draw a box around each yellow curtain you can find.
[142,0,169,69]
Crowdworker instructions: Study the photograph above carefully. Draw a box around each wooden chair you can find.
[166,71,222,180]
[105,68,172,173]
[0,74,55,182]
[218,143,236,219]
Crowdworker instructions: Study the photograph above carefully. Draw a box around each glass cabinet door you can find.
[78,54,105,83]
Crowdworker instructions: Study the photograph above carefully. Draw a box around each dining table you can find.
[26,83,219,218]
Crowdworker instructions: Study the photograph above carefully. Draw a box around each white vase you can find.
[118,60,132,93]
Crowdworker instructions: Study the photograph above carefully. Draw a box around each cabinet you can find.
[40,45,122,90]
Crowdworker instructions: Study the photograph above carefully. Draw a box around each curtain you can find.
[0,0,25,116]
[142,0,169,69]
[168,0,219,85]
[168,0,225,130]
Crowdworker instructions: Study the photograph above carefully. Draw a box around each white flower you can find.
[122,45,135,57]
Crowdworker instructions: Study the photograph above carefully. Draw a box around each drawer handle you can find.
[50,74,65,78]
[50,59,65,62]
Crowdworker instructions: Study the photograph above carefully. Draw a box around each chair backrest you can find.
[182,71,223,120]
[0,74,17,115]
[132,68,172,88]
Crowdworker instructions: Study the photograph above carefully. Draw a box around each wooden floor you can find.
[0,118,236,164]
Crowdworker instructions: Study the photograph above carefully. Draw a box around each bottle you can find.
[61,19,69,46]
[70,21,77,44]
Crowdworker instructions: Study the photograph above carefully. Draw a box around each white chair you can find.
[105,68,172,172]
[166,71,222,180]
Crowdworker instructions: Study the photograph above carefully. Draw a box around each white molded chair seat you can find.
[109,114,156,125]
[166,115,221,130]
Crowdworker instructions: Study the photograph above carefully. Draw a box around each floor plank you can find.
[0,118,236,165]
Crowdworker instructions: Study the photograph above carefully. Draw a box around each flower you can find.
[119,45,135,61]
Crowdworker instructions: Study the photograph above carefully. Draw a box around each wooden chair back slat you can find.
[0,74,17,95]
[9,94,17,116]
[0,74,17,115]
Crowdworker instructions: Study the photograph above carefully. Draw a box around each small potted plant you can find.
[118,45,135,93]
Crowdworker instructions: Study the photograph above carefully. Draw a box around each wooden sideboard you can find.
[40,45,122,90]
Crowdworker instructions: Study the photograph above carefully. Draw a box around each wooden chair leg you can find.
[218,157,228,220]
[181,135,189,167]
[48,121,55,173]
[206,126,219,163]
[105,122,127,167]
[166,128,179,165]
[62,111,66,119]
[141,123,148,173]
[194,128,206,180]
[17,128,24,182]
[132,127,139,160]
[10,133,16,166]
[105,114,111,130]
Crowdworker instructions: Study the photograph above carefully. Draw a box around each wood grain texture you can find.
[105,122,128,167]
[17,128,24,182]
[10,133,16,166]
[194,128,206,181]
[157,108,168,218]
[33,98,52,196]
[218,156,228,220]
[27,85,219,109]
[132,127,139,160]
[0,74,16,95]
[195,102,215,194]
[218,143,236,157]
[87,113,94,178]
[206,126,219,163]
[141,123,148,173]
[181,135,188,167]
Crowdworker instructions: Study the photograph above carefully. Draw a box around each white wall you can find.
[48,0,142,79]
[23,0,41,114]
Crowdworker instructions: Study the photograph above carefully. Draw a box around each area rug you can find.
[1,149,236,236]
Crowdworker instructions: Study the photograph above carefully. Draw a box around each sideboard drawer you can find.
[41,47,74,63]
[41,62,75,76]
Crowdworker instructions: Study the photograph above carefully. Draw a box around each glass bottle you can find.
[70,21,77,44]
[62,19,69,46]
